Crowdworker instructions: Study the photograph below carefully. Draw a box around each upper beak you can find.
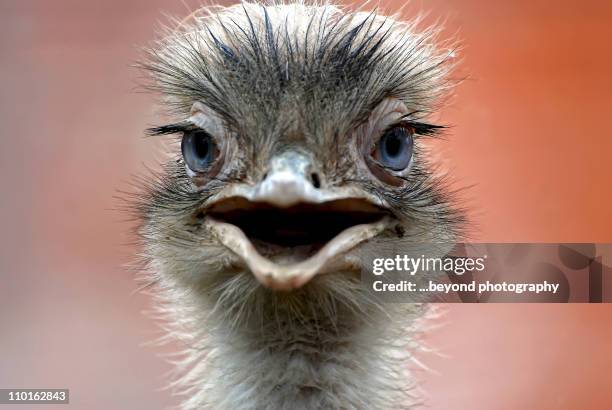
[250,150,324,207]
[203,150,392,290]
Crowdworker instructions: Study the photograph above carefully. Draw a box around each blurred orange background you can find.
[0,0,611,409]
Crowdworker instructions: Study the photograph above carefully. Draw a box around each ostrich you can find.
[134,2,462,409]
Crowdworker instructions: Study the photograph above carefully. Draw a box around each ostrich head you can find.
[135,2,461,409]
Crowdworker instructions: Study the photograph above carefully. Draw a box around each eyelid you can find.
[381,122,416,136]
[184,127,214,138]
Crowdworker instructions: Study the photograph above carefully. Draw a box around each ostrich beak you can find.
[204,151,392,290]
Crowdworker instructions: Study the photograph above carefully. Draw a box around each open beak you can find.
[203,151,393,290]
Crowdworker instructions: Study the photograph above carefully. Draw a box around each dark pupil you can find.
[194,134,210,159]
[383,133,403,157]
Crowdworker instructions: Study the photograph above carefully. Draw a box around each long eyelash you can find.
[396,112,446,137]
[145,121,194,137]
[404,121,445,136]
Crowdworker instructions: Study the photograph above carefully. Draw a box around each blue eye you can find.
[374,126,414,171]
[181,130,217,172]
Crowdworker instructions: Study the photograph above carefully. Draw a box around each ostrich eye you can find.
[181,130,218,172]
[372,126,414,171]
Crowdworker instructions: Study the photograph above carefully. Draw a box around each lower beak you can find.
[207,216,390,290]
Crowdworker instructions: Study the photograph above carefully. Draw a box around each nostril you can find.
[261,172,268,181]
[310,173,321,189]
